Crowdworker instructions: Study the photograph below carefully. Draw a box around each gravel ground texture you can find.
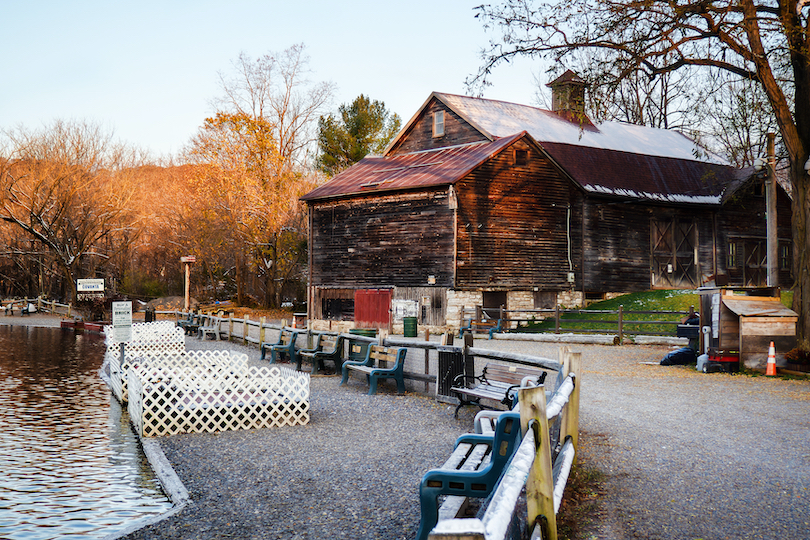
[8,315,809,539]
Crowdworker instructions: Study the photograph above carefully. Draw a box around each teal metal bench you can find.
[261,328,300,364]
[177,312,201,336]
[340,344,406,395]
[298,333,343,375]
[458,318,502,339]
[416,412,523,540]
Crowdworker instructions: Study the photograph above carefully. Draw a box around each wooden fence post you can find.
[618,305,624,344]
[228,315,233,341]
[67,303,71,317]
[561,349,582,460]
[424,328,430,392]
[555,304,561,334]
[259,317,266,347]
[519,383,557,540]
[243,315,249,344]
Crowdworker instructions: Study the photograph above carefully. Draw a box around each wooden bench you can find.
[340,344,407,395]
[450,363,547,418]
[415,411,523,540]
[458,318,502,339]
[260,328,299,364]
[297,333,343,375]
[20,303,34,316]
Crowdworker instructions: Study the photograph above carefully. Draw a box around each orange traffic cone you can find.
[766,341,777,376]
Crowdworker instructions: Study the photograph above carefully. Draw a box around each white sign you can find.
[77,278,105,292]
[392,299,418,321]
[112,301,133,342]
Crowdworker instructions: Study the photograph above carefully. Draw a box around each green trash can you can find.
[349,328,377,361]
[403,316,418,338]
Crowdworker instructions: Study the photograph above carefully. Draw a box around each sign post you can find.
[180,256,197,311]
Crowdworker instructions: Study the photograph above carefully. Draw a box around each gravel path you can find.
[9,316,808,539]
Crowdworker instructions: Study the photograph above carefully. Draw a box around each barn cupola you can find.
[547,70,587,116]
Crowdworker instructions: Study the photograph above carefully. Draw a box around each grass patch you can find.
[556,464,607,539]
[514,290,698,336]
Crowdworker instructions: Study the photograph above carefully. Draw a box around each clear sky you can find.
[0,1,546,159]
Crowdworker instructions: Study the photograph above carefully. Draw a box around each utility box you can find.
[699,286,797,371]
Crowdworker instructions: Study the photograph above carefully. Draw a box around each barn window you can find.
[515,149,529,166]
[728,242,738,268]
[780,242,791,270]
[433,111,445,137]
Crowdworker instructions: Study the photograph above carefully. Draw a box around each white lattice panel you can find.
[128,365,309,437]
[105,322,185,347]
[108,349,243,403]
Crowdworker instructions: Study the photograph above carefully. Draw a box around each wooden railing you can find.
[2,296,73,317]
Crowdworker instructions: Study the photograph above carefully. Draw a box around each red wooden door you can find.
[354,289,392,328]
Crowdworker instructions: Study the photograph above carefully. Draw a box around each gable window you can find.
[515,148,529,166]
[433,110,445,137]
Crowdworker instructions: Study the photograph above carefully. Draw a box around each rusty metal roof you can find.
[300,133,523,201]
[540,142,743,205]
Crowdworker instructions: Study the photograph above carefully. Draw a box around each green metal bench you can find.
[297,333,343,375]
[177,312,201,336]
[416,412,523,540]
[340,344,406,395]
[261,328,299,364]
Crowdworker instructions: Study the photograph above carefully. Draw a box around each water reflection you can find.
[0,326,172,539]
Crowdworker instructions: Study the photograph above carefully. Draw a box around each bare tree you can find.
[185,45,332,307]
[0,120,141,303]
[474,0,810,345]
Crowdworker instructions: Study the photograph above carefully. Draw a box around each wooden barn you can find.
[300,72,793,332]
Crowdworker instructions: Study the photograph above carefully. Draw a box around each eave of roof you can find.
[300,133,525,202]
[540,142,740,205]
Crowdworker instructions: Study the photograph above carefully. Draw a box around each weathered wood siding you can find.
[455,139,571,289]
[309,190,454,288]
[388,99,487,155]
[715,182,793,287]
[578,195,716,292]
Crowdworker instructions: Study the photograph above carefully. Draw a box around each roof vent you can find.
[547,70,587,115]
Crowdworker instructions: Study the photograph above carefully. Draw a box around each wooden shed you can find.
[699,286,797,370]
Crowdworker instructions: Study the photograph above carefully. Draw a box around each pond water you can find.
[0,325,172,539]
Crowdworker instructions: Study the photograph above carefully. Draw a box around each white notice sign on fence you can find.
[112,301,133,342]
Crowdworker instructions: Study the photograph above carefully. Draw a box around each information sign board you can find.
[112,301,133,342]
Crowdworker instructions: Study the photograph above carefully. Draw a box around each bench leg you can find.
[416,490,441,540]
[260,345,268,362]
[367,375,378,395]
[340,366,350,386]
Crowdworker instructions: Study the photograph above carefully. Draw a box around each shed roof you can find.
[722,297,798,318]
[300,133,524,201]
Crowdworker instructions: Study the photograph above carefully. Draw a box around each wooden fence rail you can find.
[464,304,696,341]
[2,296,72,317]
